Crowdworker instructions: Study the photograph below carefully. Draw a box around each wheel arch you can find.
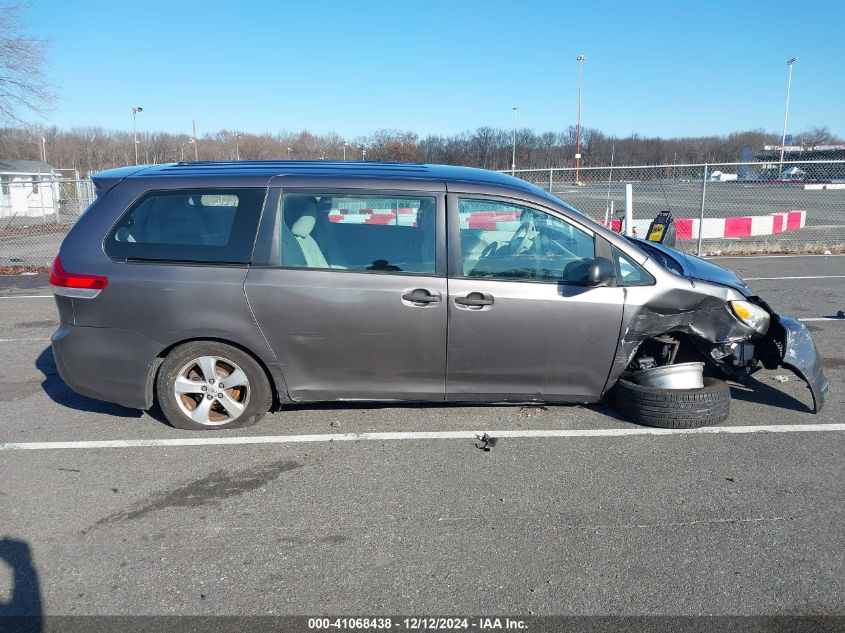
[603,329,736,397]
[144,337,285,411]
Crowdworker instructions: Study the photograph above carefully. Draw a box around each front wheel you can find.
[611,377,731,429]
[155,341,272,430]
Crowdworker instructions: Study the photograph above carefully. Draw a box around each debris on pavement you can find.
[519,405,548,417]
[773,375,789,383]
[837,310,845,319]
[726,476,739,484]
[475,433,498,452]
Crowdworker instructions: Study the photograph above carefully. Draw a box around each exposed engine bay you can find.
[619,297,828,413]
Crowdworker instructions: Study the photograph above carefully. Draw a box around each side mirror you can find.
[586,256,615,286]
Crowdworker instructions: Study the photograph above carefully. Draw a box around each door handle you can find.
[454,292,494,307]
[402,288,441,305]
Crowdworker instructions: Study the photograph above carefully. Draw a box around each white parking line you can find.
[2,423,843,451]
[0,295,52,299]
[745,275,845,281]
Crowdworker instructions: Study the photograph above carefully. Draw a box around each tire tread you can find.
[611,377,731,429]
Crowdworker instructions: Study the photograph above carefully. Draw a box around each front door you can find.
[446,195,625,401]
[246,189,448,401]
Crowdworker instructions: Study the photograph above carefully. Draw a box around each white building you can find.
[0,159,60,219]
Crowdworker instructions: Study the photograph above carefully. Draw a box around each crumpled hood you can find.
[634,239,751,295]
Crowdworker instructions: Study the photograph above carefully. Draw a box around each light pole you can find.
[191,119,198,160]
[287,147,292,160]
[779,57,798,174]
[132,106,143,165]
[235,134,242,161]
[575,54,586,183]
[511,106,518,175]
[362,147,367,161]
[343,141,348,161]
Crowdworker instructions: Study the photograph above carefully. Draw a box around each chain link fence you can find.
[1,178,95,269]
[1,161,844,268]
[512,160,845,255]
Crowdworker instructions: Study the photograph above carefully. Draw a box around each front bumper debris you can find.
[771,315,829,413]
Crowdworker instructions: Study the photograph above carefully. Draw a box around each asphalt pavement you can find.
[0,255,843,620]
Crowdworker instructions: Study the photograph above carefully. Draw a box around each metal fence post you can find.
[697,163,708,256]
[38,172,47,225]
[54,180,61,224]
[624,183,633,236]
[549,167,553,193]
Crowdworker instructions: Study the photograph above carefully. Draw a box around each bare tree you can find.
[0,119,837,174]
[0,3,54,123]
[796,126,842,148]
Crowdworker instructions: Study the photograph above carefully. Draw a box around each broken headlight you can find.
[730,300,770,335]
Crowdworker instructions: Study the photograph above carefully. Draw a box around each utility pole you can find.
[235,134,242,160]
[779,57,798,174]
[575,54,586,183]
[511,106,518,175]
[192,119,199,160]
[132,106,143,165]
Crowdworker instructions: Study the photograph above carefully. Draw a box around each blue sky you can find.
[27,0,845,139]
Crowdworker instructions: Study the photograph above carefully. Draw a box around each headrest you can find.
[291,214,316,238]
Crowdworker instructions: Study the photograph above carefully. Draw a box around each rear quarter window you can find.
[105,188,265,263]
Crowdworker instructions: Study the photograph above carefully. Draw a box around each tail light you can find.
[50,255,108,298]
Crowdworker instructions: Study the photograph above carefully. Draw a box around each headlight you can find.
[730,300,770,334]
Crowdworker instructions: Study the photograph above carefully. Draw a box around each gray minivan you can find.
[50,161,828,430]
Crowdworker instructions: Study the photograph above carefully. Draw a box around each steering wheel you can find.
[545,238,573,256]
[480,241,499,258]
[508,218,536,255]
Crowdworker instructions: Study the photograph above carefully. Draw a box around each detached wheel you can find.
[156,341,272,431]
[611,377,731,429]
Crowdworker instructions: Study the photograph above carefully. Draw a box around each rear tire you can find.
[611,377,731,429]
[155,341,272,431]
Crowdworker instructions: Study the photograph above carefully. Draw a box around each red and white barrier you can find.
[673,210,806,239]
[577,211,805,239]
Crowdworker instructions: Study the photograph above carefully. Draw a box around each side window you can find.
[105,188,265,263]
[279,193,435,274]
[613,248,655,286]
[458,199,594,282]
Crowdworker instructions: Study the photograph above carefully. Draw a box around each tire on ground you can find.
[155,341,273,431]
[611,377,731,429]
